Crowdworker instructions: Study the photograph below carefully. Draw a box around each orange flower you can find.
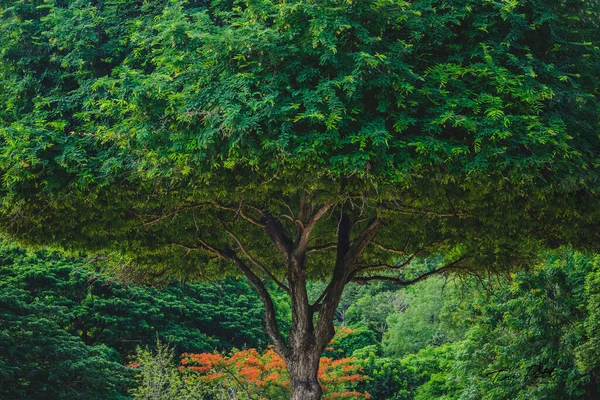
[180,344,367,399]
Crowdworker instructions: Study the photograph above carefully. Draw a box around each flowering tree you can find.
[181,348,369,399]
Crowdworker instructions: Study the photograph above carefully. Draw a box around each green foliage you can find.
[383,276,472,357]
[0,264,133,399]
[0,243,273,356]
[356,354,418,400]
[353,344,458,400]
[2,0,598,185]
[576,258,600,374]
[129,341,209,400]
[0,243,292,398]
[450,252,600,399]
[408,344,461,400]
[0,0,598,285]
[0,1,599,396]
[323,327,380,360]
[344,252,600,399]
[343,282,407,341]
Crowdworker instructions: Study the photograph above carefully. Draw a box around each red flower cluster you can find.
[181,346,369,399]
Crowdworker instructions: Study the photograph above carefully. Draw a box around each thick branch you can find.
[149,232,290,357]
[313,214,354,349]
[312,215,380,310]
[294,202,336,256]
[353,248,426,275]
[344,217,381,266]
[228,253,290,358]
[264,212,293,261]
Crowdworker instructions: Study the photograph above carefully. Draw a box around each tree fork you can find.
[219,200,467,399]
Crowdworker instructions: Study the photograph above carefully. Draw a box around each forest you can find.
[0,0,599,399]
[2,243,600,399]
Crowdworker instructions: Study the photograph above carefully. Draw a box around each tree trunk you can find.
[251,206,378,399]
[285,253,327,400]
[288,349,323,400]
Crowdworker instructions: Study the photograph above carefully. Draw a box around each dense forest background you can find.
[2,242,599,399]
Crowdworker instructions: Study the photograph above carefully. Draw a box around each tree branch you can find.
[294,202,336,255]
[353,248,427,275]
[263,212,293,261]
[371,241,407,256]
[139,204,211,226]
[306,243,337,254]
[352,255,471,286]
[221,224,290,294]
[312,215,380,310]
[139,202,266,228]
[166,235,290,357]
[211,202,266,228]
[228,252,290,359]
[164,238,289,357]
[344,216,381,266]
[312,214,354,349]
[159,241,221,257]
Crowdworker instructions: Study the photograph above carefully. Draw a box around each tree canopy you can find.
[1,0,599,270]
[0,243,278,356]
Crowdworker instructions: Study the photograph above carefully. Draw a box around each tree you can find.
[383,276,472,357]
[129,341,209,400]
[356,252,600,399]
[451,252,600,399]
[0,243,280,358]
[1,0,599,398]
[346,284,408,341]
[576,255,600,376]
[0,268,133,399]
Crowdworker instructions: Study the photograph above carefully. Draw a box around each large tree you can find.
[1,0,599,398]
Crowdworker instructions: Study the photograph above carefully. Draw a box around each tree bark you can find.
[286,254,330,399]
[288,347,324,400]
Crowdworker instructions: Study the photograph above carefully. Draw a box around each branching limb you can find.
[344,217,381,266]
[351,255,471,286]
[306,243,337,254]
[264,212,293,261]
[353,248,427,274]
[159,241,221,258]
[311,287,329,310]
[312,214,353,348]
[221,224,290,293]
[312,215,380,310]
[139,202,265,228]
[228,253,290,359]
[211,202,266,228]
[161,239,289,358]
[350,263,398,272]
[139,203,212,226]
[371,241,407,255]
[294,201,336,255]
